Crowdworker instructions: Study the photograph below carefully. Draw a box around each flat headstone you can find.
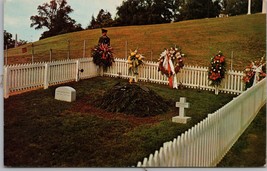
[55,86,76,102]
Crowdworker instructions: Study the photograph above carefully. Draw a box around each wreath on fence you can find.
[243,57,266,89]
[127,49,145,83]
[158,47,185,77]
[208,51,226,87]
[158,47,185,88]
[92,44,114,69]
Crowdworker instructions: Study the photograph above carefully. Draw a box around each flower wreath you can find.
[92,43,114,69]
[158,47,185,78]
[208,51,226,86]
[128,49,145,83]
[243,57,266,89]
[128,49,144,75]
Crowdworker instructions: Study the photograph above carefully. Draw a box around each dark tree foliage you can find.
[116,0,183,25]
[87,9,114,29]
[4,30,15,49]
[88,15,99,29]
[222,0,262,16]
[178,0,221,20]
[172,0,186,21]
[30,0,83,40]
[114,0,223,25]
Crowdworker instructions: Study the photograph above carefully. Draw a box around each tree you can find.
[96,9,114,27]
[116,0,141,25]
[88,15,98,29]
[116,0,179,26]
[179,0,221,20]
[87,9,114,29]
[30,0,83,39]
[251,0,263,13]
[4,30,15,49]
[171,0,186,21]
[149,0,174,23]
[222,0,247,15]
[222,0,262,15]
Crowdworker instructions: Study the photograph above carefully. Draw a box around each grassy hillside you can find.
[5,14,266,70]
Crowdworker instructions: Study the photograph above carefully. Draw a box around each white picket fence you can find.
[136,77,266,167]
[3,58,99,98]
[104,58,244,94]
[3,57,245,98]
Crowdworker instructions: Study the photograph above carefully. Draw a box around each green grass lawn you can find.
[4,76,246,167]
[6,14,266,71]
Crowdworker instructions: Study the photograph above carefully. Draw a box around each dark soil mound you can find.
[95,83,170,117]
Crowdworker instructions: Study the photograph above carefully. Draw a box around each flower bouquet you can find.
[158,47,185,88]
[243,57,266,89]
[208,51,226,87]
[92,43,114,69]
[128,49,145,83]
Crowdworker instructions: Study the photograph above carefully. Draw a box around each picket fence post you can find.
[75,59,80,82]
[43,63,49,89]
[99,66,104,76]
[4,66,10,98]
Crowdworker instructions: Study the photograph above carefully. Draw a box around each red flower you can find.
[243,77,250,83]
[260,72,266,77]
[220,56,225,63]
[214,56,220,61]
[209,72,221,80]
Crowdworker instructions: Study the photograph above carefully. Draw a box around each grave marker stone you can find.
[172,97,191,124]
[55,86,76,102]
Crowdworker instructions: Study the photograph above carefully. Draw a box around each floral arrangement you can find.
[158,47,185,77]
[158,47,185,88]
[243,57,266,88]
[208,51,226,87]
[92,43,114,69]
[128,49,145,83]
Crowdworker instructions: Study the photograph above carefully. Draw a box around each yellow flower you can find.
[131,52,136,56]
[138,56,144,60]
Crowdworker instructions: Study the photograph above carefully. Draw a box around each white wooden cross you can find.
[172,97,191,124]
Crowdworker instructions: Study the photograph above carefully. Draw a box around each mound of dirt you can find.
[94,83,170,117]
